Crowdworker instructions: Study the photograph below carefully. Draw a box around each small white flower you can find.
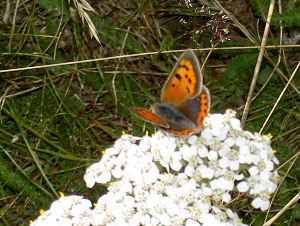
[263,159,275,171]
[208,150,218,161]
[229,118,241,130]
[219,157,230,169]
[143,165,160,185]
[198,145,209,158]
[210,177,234,191]
[109,180,132,194]
[218,147,230,159]
[224,137,235,147]
[84,162,112,188]
[170,151,183,171]
[201,128,214,143]
[259,169,272,180]
[84,173,96,188]
[184,164,195,177]
[112,166,123,178]
[225,208,235,219]
[229,160,239,171]
[237,181,249,192]
[106,146,120,155]
[30,196,92,226]
[198,165,215,179]
[200,185,213,196]
[251,197,270,211]
[186,219,201,226]
[95,170,111,184]
[238,144,253,164]
[188,135,198,145]
[199,213,222,226]
[139,137,151,152]
[249,166,259,176]
[181,144,198,161]
[272,156,279,164]
[140,213,151,225]
[222,192,231,203]
[234,174,244,180]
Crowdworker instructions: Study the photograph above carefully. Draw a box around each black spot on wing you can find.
[181,64,189,71]
[175,73,182,80]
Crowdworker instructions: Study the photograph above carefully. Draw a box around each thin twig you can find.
[1,44,300,74]
[2,86,39,99]
[259,61,300,134]
[263,192,300,226]
[3,0,10,23]
[264,4,285,221]
[263,52,299,94]
[201,43,218,72]
[236,0,285,112]
[265,150,298,224]
[276,152,300,171]
[241,0,276,128]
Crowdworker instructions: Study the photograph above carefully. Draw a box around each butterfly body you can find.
[131,49,210,135]
[153,102,197,131]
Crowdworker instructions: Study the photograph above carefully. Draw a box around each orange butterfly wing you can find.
[130,108,169,128]
[161,49,203,104]
[178,85,210,128]
[196,86,210,128]
[164,128,195,135]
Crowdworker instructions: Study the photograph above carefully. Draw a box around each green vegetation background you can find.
[0,0,299,225]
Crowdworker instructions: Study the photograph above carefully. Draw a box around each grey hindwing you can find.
[153,103,196,130]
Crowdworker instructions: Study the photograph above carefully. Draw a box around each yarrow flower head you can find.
[30,195,92,226]
[31,110,279,226]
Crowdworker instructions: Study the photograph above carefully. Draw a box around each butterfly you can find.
[131,49,210,135]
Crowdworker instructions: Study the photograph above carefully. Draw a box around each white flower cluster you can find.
[31,110,280,226]
[30,195,92,226]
